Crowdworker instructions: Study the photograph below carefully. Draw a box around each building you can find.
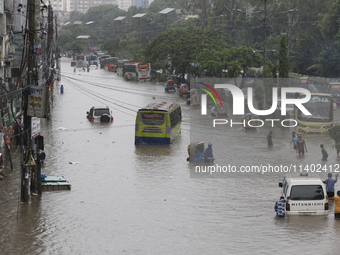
[49,0,149,13]
[133,0,149,9]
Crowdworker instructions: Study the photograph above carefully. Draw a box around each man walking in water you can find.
[267,131,273,146]
[323,173,338,198]
[297,136,307,155]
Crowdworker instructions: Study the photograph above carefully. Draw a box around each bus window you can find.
[141,113,165,125]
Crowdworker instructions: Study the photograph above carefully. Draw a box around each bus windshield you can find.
[330,87,340,95]
[140,113,165,125]
[138,63,149,71]
[298,95,332,122]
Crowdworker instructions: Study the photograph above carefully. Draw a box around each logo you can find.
[198,83,312,128]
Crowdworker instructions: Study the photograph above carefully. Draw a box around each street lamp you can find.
[235,2,297,64]
[159,8,175,30]
[114,16,126,33]
[132,13,146,41]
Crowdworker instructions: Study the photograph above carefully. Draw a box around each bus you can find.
[123,62,151,81]
[329,82,340,105]
[135,102,181,145]
[75,54,88,68]
[295,93,334,134]
[101,57,119,71]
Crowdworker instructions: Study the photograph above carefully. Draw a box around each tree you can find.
[144,26,228,80]
[328,125,340,157]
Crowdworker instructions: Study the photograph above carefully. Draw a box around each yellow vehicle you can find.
[135,102,181,145]
[295,93,334,134]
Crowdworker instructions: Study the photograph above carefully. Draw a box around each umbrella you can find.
[243,113,255,118]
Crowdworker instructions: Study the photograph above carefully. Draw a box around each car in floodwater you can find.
[86,106,114,123]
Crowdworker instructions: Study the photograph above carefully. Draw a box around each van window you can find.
[290,185,325,200]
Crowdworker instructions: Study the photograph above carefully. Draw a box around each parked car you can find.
[86,106,114,123]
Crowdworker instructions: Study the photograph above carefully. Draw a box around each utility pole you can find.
[21,0,35,202]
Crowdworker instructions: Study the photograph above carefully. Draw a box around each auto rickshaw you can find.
[165,78,176,92]
[187,142,205,161]
[189,89,200,108]
[178,84,189,97]
[211,101,228,117]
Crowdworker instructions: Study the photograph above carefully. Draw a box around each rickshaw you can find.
[189,89,200,108]
[178,84,189,97]
[211,101,228,117]
[187,142,205,161]
[165,78,176,92]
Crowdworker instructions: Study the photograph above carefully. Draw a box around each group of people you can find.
[288,131,336,160]
[73,66,90,73]
[288,131,308,155]
[267,130,308,156]
[275,173,340,218]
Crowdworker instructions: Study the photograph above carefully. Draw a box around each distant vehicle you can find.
[135,102,181,145]
[86,106,114,123]
[75,55,88,68]
[178,84,189,97]
[295,93,334,134]
[165,78,176,92]
[329,82,340,105]
[123,62,151,81]
[187,142,204,161]
[101,57,119,71]
[279,172,329,215]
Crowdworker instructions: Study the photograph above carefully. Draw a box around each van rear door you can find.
[288,184,328,215]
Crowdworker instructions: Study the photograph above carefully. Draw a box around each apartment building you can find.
[50,0,148,13]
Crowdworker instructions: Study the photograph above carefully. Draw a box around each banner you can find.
[27,86,48,118]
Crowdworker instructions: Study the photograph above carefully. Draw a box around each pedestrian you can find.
[328,190,340,219]
[289,132,298,150]
[274,196,287,217]
[320,144,328,160]
[323,173,338,198]
[204,143,214,163]
[267,130,273,146]
[60,84,64,94]
[296,136,307,155]
[73,66,76,73]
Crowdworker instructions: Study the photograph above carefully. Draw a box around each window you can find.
[169,107,181,128]
[141,113,165,125]
[290,185,324,200]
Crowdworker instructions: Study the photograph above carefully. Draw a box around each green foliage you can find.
[328,125,340,152]
[57,0,340,78]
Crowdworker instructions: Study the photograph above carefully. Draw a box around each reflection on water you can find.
[1,58,340,254]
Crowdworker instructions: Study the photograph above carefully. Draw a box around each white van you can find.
[278,173,329,215]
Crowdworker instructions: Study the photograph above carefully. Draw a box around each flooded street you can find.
[1,57,340,254]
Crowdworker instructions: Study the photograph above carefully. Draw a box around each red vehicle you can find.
[178,84,189,97]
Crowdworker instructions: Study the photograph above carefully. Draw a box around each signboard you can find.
[31,117,41,139]
[27,86,48,118]
[2,126,14,145]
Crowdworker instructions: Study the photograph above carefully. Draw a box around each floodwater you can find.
[1,57,340,255]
